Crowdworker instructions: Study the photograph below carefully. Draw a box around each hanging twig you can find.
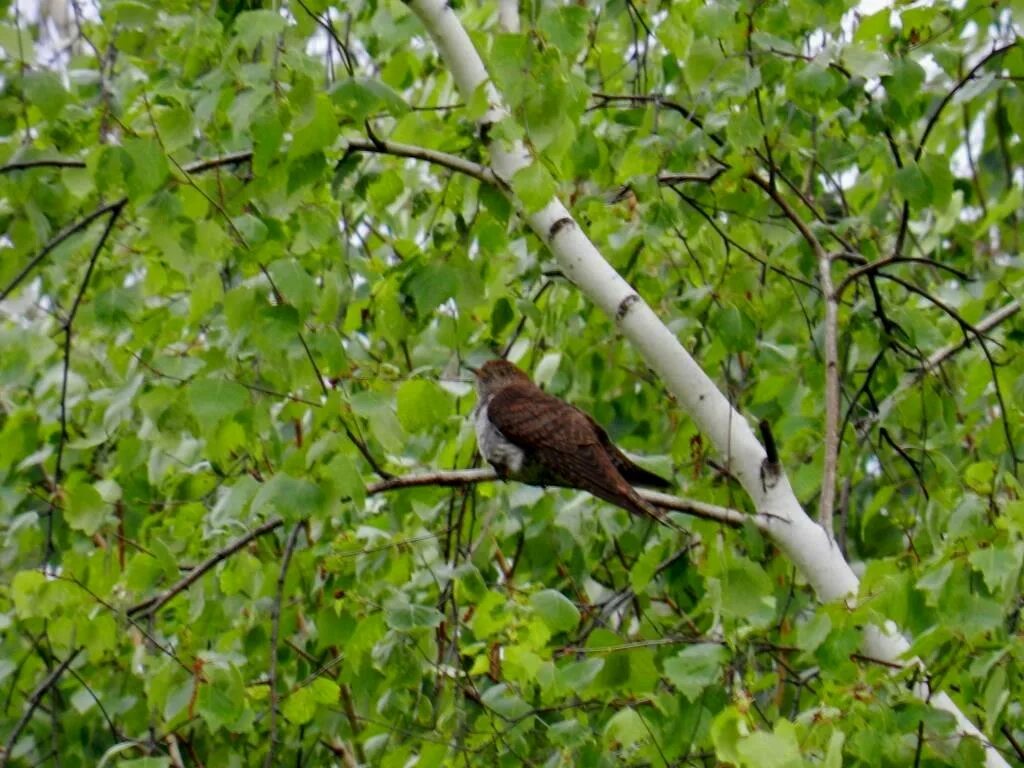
[263,523,304,768]
[0,648,82,768]
[47,200,126,562]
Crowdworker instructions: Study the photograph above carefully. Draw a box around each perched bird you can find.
[472,359,671,521]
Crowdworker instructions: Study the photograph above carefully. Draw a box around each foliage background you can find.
[0,0,1022,765]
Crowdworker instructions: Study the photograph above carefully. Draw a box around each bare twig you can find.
[338,685,366,763]
[367,468,755,528]
[0,158,86,173]
[870,300,1020,429]
[836,255,972,298]
[0,201,123,303]
[263,523,304,768]
[1,153,254,304]
[747,172,839,535]
[365,468,498,494]
[127,469,757,620]
[916,42,1017,161]
[48,200,126,562]
[0,648,82,768]
[127,518,285,618]
[295,0,355,75]
[178,150,254,175]
[344,137,503,188]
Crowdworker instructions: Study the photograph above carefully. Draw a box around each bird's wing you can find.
[486,384,656,517]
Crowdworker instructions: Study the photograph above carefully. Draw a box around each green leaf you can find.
[602,708,647,748]
[282,685,317,725]
[556,658,604,690]
[233,9,287,50]
[156,107,194,152]
[188,379,249,423]
[795,612,831,653]
[736,720,803,768]
[12,570,46,619]
[124,138,170,199]
[663,643,727,701]
[510,162,556,214]
[969,544,1023,594]
[719,561,775,627]
[893,163,932,208]
[251,473,325,519]
[396,379,451,433]
[291,95,338,157]
[197,680,238,732]
[479,684,531,719]
[539,7,589,59]
[920,153,954,209]
[403,263,457,315]
[384,597,444,630]
[659,7,694,61]
[964,461,996,495]
[841,44,892,78]
[118,759,171,768]
[65,478,109,535]
[716,305,757,353]
[22,71,67,118]
[529,589,580,633]
[884,58,926,104]
[309,677,340,705]
[268,258,316,317]
[331,78,409,122]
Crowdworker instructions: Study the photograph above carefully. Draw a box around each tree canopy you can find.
[0,0,1022,766]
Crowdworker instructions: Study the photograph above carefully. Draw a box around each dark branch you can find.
[0,201,123,304]
[916,42,1017,161]
[48,200,126,563]
[0,648,82,768]
[263,523,304,768]
[127,517,285,618]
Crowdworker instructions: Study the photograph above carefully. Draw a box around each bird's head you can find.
[471,359,531,399]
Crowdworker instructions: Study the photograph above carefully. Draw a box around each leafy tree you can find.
[1,1,1022,767]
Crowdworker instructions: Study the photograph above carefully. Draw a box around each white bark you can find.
[405,1,1009,765]
[497,0,519,33]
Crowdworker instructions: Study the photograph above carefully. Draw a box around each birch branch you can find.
[747,172,840,536]
[869,298,1021,430]
[127,469,746,619]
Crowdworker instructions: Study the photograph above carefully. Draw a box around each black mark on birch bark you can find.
[547,217,575,242]
[616,293,641,321]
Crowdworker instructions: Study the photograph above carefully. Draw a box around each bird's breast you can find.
[474,399,525,475]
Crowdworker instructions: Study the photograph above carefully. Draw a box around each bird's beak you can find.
[464,364,480,376]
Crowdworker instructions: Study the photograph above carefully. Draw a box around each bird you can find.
[471,359,671,522]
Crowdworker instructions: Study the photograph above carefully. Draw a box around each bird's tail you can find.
[611,450,672,489]
[611,484,675,528]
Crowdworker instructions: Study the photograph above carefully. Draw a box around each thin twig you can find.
[294,0,355,75]
[747,172,839,534]
[48,200,126,562]
[915,42,1017,161]
[263,523,304,768]
[127,518,285,618]
[1,153,254,304]
[0,201,123,303]
[344,137,503,188]
[0,158,86,173]
[126,468,757,620]
[868,300,1020,428]
[836,255,972,299]
[0,648,82,768]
